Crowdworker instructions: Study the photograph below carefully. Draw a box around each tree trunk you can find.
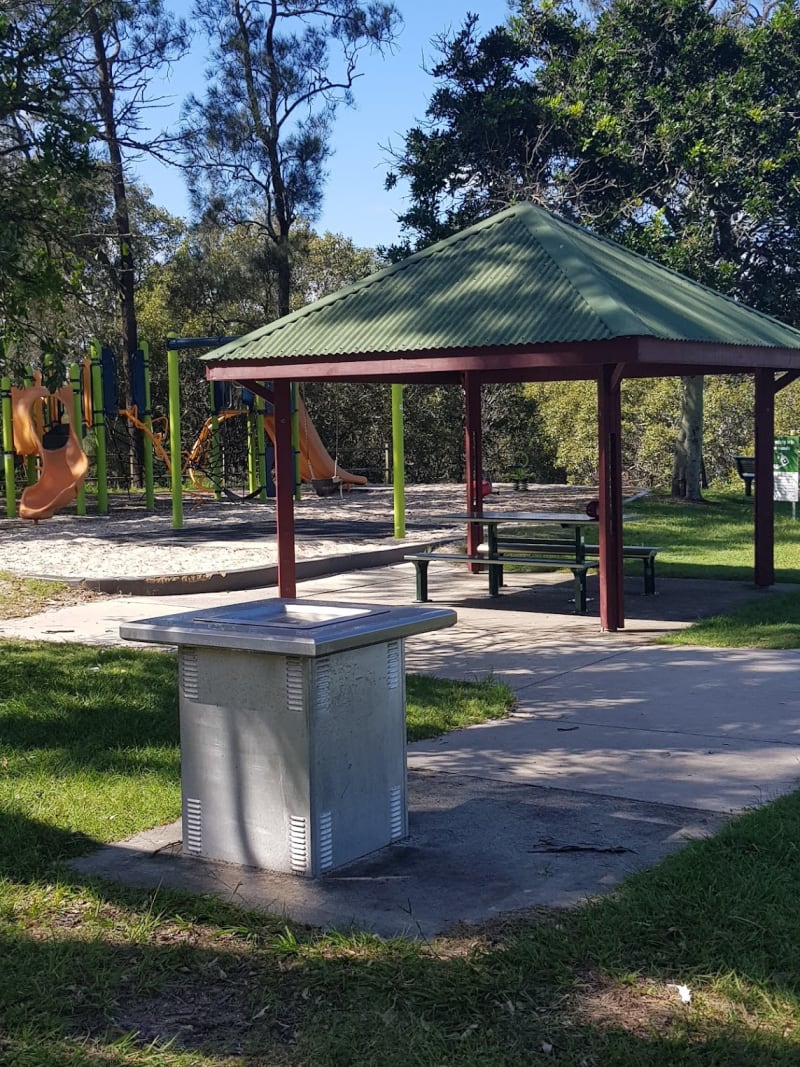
[89,8,143,487]
[671,375,704,500]
[275,232,292,319]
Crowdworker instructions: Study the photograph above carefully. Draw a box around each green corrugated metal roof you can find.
[203,202,800,364]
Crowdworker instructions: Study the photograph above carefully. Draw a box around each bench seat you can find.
[476,538,660,595]
[404,552,593,612]
[584,545,659,596]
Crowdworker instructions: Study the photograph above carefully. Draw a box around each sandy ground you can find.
[0,482,601,582]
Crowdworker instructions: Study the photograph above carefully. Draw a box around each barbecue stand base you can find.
[121,599,456,876]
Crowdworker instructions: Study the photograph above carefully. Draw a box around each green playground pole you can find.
[255,393,268,502]
[2,376,16,518]
[291,382,302,501]
[69,363,86,516]
[392,384,406,538]
[208,382,222,500]
[247,406,258,494]
[89,342,109,514]
[23,369,36,486]
[167,346,183,529]
[140,341,155,511]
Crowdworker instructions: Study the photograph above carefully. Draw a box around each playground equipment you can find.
[6,374,88,521]
[1,337,369,527]
[263,391,366,493]
[167,336,367,500]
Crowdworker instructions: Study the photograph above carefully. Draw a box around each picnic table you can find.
[404,510,659,611]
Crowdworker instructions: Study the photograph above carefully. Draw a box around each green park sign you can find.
[774,436,799,502]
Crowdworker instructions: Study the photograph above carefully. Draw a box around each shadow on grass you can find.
[4,637,800,1062]
[3,790,800,1063]
[0,641,179,754]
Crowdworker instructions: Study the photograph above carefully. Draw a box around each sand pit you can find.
[0,483,600,583]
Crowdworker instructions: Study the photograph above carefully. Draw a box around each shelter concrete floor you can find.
[5,562,799,938]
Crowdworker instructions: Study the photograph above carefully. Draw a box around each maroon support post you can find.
[463,372,483,564]
[597,365,625,631]
[754,369,775,588]
[273,378,297,598]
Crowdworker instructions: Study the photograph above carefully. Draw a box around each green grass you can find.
[406,672,512,740]
[621,491,800,582]
[617,490,800,649]
[0,650,799,1062]
[4,496,800,1062]
[493,490,800,583]
[3,641,800,1063]
[659,589,800,649]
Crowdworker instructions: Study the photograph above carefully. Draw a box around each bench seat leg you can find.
[643,557,655,596]
[573,569,588,614]
[488,563,501,597]
[413,560,430,602]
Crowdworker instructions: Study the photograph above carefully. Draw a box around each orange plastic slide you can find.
[263,394,367,487]
[11,384,89,521]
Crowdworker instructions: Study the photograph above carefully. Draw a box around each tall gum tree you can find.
[60,0,189,480]
[182,0,401,318]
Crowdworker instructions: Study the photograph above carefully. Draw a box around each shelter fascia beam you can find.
[202,340,639,385]
[636,337,800,371]
[597,363,625,631]
[462,371,483,565]
[754,369,775,588]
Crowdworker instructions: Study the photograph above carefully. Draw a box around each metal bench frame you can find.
[477,538,659,596]
[404,552,594,612]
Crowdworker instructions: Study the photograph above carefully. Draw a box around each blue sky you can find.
[134,0,514,249]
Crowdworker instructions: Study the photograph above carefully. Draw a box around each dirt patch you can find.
[108,958,299,1059]
[573,973,692,1039]
[0,574,106,621]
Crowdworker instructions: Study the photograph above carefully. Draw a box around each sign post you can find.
[774,435,799,519]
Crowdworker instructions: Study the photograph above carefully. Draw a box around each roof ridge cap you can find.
[542,206,800,343]
[520,205,653,337]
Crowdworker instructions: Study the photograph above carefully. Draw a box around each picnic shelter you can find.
[202,203,800,631]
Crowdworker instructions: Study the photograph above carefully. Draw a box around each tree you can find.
[389,0,800,497]
[0,0,92,365]
[182,0,401,318]
[533,0,800,497]
[385,12,585,252]
[57,0,189,477]
[137,221,383,460]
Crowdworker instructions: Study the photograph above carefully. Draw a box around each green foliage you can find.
[137,223,384,473]
[538,0,800,326]
[389,0,800,491]
[0,1,92,357]
[182,0,401,315]
[386,16,572,247]
[527,376,800,490]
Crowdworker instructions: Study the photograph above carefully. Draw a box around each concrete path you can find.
[6,559,799,937]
